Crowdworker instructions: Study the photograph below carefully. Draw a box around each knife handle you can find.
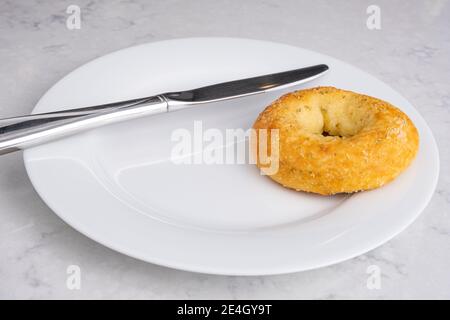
[0,96,168,155]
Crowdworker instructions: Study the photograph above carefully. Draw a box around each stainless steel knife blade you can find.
[164,64,329,108]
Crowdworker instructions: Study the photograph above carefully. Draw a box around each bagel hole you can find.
[320,104,371,138]
[295,99,373,138]
[320,130,341,138]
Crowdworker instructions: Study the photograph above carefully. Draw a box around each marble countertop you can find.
[0,0,449,299]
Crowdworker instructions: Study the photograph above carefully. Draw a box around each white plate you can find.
[24,38,439,275]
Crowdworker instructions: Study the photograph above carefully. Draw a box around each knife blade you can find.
[164,64,328,108]
[0,64,329,155]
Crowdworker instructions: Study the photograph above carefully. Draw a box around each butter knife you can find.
[0,64,328,155]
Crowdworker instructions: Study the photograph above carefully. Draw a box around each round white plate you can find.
[24,38,439,275]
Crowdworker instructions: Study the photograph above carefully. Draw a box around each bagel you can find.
[252,86,419,195]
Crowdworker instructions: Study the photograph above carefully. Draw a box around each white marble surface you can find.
[0,0,449,299]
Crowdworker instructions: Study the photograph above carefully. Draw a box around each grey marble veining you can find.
[0,0,449,299]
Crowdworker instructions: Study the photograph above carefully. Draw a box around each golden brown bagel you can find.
[252,87,419,195]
